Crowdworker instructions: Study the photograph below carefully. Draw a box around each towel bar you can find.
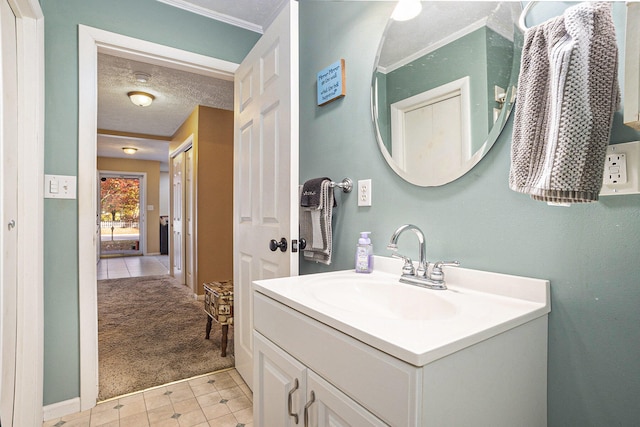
[518,1,537,32]
[330,178,353,193]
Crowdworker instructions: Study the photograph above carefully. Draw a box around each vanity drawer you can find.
[253,291,421,427]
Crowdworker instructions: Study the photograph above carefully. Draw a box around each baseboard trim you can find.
[43,397,81,421]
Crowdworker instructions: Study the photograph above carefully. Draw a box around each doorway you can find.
[78,25,238,409]
[99,173,145,257]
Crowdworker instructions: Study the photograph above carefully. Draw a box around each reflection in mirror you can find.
[372,2,523,186]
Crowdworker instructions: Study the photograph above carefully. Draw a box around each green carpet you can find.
[97,275,234,401]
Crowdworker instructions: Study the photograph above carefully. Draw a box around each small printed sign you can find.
[317,59,346,106]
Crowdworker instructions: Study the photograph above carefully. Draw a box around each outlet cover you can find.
[603,153,627,184]
[600,141,640,196]
[358,179,372,207]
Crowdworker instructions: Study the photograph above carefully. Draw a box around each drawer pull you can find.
[303,390,315,427]
[288,378,299,424]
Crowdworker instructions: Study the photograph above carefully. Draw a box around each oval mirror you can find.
[371,2,523,186]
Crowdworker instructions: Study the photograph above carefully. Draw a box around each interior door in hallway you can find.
[233,0,299,389]
[172,152,184,284]
[0,0,18,423]
[185,148,194,293]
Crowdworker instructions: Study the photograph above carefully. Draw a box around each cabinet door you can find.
[305,371,388,427]
[254,331,307,426]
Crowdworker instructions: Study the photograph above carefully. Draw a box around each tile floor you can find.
[43,368,252,427]
[97,255,170,280]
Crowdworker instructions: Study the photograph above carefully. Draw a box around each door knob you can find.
[269,237,288,252]
[7,220,15,230]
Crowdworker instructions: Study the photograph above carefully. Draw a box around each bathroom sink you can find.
[253,256,550,366]
[304,274,457,321]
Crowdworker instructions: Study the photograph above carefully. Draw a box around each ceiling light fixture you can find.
[391,0,422,21]
[133,71,151,83]
[122,147,138,155]
[127,91,155,107]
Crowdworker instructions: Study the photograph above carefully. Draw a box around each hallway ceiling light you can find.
[133,71,151,83]
[122,147,138,155]
[127,91,155,107]
[392,0,422,21]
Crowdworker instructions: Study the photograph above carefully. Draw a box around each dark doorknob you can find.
[269,237,288,252]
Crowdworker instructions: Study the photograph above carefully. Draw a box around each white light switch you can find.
[44,174,77,199]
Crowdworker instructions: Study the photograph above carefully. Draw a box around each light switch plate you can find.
[44,174,77,199]
[600,141,640,196]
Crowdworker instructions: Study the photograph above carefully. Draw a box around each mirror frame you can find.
[371,2,523,187]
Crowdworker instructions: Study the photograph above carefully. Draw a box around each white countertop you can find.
[253,256,550,366]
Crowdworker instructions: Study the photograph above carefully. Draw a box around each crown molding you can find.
[157,0,264,34]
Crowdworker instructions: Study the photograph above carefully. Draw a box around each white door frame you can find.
[98,171,147,256]
[77,26,237,411]
[0,0,44,424]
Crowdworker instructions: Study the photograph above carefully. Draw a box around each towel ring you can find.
[330,178,353,193]
[518,1,537,32]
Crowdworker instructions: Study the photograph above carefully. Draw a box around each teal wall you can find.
[299,2,640,426]
[40,0,259,405]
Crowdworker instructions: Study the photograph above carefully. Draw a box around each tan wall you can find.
[170,106,233,295]
[195,106,234,294]
[171,106,199,152]
[97,157,161,254]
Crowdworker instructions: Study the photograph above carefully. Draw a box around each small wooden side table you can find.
[203,280,233,357]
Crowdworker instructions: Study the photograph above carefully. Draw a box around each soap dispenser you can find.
[355,231,373,273]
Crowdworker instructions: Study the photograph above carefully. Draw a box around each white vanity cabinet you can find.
[252,263,550,427]
[253,331,305,426]
[254,331,387,426]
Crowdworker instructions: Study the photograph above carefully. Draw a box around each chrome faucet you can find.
[387,224,428,277]
[387,224,459,290]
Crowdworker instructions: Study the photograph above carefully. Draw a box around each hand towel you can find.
[509,2,620,203]
[301,177,330,208]
[299,178,335,265]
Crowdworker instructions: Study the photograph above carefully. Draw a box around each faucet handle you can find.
[391,253,415,276]
[429,261,460,282]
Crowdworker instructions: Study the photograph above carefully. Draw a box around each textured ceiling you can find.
[97,0,285,171]
[97,53,233,171]
[98,53,234,137]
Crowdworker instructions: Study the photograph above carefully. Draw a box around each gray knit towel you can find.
[299,180,335,265]
[509,2,620,203]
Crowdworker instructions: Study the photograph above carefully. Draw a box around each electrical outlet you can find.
[600,141,640,196]
[358,179,372,207]
[603,153,627,184]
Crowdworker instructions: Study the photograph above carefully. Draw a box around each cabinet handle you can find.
[288,378,299,424]
[303,390,315,427]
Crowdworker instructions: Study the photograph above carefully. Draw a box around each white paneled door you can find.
[0,0,18,424]
[233,0,299,389]
[172,151,185,285]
